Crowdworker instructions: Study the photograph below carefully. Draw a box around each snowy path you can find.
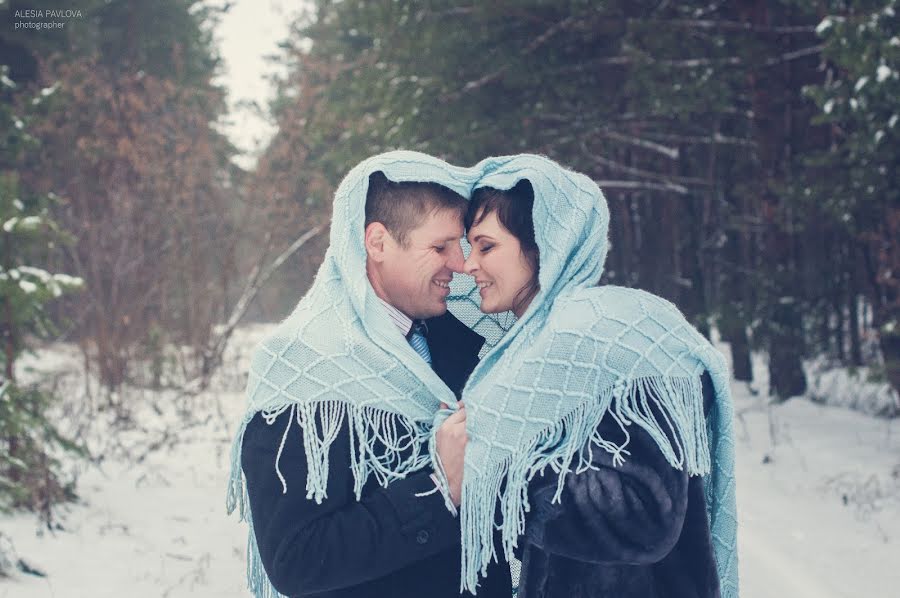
[2,330,898,597]
[740,524,837,598]
[732,387,899,598]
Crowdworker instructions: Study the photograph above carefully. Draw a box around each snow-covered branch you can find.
[590,153,712,187]
[598,130,680,160]
[594,180,689,194]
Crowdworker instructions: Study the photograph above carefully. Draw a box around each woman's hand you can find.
[435,403,466,506]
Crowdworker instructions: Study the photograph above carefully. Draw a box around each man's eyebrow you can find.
[434,234,462,243]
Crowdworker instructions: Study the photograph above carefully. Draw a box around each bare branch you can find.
[416,7,476,18]
[563,55,741,70]
[643,132,756,147]
[661,57,743,68]
[196,224,326,386]
[590,153,712,187]
[557,44,822,74]
[446,16,576,100]
[644,19,818,34]
[596,180,690,194]
[598,130,680,160]
[765,44,825,66]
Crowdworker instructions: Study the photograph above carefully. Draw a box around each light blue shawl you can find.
[226,150,738,598]
[437,155,739,597]
[226,151,486,598]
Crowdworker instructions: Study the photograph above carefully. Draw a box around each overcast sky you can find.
[213,0,307,169]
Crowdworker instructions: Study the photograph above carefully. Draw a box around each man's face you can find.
[368,208,465,319]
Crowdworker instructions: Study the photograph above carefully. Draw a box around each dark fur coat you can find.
[517,375,721,598]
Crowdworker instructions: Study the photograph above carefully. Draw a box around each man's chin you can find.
[420,301,448,319]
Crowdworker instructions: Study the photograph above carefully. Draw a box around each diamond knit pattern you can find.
[227,151,488,598]
[225,151,738,598]
[439,154,738,598]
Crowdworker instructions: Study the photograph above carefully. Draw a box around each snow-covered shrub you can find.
[806,359,900,417]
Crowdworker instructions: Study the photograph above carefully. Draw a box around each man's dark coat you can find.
[241,312,512,598]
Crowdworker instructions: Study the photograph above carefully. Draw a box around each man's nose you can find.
[462,251,478,275]
[446,243,465,273]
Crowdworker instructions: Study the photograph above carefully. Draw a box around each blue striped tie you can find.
[408,321,432,365]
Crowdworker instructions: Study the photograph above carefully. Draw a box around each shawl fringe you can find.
[228,401,431,509]
[456,375,710,594]
[226,400,433,597]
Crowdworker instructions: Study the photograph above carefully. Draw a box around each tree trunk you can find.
[880,327,900,399]
[722,319,754,382]
[768,301,808,399]
[833,280,846,362]
[848,291,862,367]
[739,0,808,400]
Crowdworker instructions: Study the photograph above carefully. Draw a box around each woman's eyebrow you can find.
[470,234,495,243]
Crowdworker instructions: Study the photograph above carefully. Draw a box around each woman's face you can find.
[464,209,537,318]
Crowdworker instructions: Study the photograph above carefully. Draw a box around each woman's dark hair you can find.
[465,179,540,315]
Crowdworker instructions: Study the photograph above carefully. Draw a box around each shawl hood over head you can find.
[227,151,484,598]
[439,155,738,598]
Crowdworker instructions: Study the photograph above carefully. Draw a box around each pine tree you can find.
[7,0,241,388]
[274,0,826,396]
[802,0,900,396]
[0,63,84,520]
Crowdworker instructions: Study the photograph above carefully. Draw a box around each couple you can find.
[227,152,738,598]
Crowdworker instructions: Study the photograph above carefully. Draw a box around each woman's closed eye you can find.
[478,243,494,254]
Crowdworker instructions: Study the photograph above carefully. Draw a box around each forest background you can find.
[0,0,898,573]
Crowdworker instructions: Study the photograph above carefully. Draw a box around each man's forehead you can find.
[412,208,464,239]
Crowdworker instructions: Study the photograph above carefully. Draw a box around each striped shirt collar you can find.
[378,298,414,337]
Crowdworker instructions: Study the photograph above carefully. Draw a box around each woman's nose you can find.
[463,253,478,275]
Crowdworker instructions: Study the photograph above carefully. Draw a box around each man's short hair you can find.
[364,171,467,247]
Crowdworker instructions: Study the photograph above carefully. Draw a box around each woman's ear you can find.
[364,222,389,262]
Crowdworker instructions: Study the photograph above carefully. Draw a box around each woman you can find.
[435,155,738,598]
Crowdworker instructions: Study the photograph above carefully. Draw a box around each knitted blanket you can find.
[226,151,485,598]
[436,155,739,597]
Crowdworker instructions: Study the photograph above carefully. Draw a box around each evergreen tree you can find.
[270,0,829,397]
[6,0,240,388]
[802,0,900,395]
[0,63,83,520]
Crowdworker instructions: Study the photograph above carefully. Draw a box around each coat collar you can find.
[425,311,485,400]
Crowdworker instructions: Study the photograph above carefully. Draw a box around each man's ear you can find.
[364,222,389,262]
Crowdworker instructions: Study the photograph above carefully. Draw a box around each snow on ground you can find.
[733,386,899,597]
[805,357,900,417]
[2,326,899,597]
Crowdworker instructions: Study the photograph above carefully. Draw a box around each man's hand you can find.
[435,404,466,506]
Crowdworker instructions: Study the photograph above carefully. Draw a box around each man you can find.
[234,155,511,598]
